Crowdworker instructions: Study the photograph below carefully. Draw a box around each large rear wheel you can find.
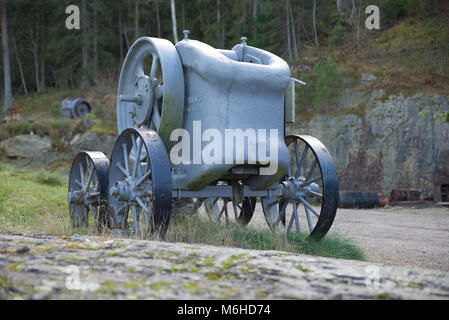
[261,135,338,238]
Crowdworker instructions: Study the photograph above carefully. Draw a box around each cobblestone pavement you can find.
[0,233,448,300]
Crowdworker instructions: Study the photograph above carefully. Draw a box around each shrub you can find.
[93,103,106,119]
[312,58,341,108]
[50,102,61,118]
[329,24,346,46]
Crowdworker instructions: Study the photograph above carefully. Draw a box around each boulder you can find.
[70,131,116,158]
[0,134,51,158]
[360,73,377,85]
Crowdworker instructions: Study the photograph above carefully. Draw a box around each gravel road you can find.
[247,205,449,271]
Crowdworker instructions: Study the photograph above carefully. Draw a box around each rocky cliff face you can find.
[287,91,449,198]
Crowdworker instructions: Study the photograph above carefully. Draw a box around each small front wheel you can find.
[108,128,172,238]
[68,151,109,233]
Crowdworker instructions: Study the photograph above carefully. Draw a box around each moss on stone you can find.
[149,281,172,291]
[7,262,23,271]
[183,281,200,294]
[205,272,222,281]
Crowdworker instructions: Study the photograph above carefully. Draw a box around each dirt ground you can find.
[247,204,449,272]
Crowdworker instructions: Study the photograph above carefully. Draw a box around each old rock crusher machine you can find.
[67,32,339,238]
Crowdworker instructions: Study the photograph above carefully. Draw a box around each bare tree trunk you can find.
[288,0,298,59]
[217,0,224,47]
[29,26,41,92]
[155,0,161,38]
[313,0,318,48]
[337,0,342,14]
[40,18,46,91]
[170,0,178,43]
[1,0,13,110]
[350,0,355,19]
[118,1,124,62]
[81,0,89,86]
[297,0,302,51]
[182,0,185,30]
[93,1,98,79]
[12,35,27,94]
[40,47,45,91]
[355,5,360,54]
[252,0,258,39]
[134,0,139,39]
[286,0,293,62]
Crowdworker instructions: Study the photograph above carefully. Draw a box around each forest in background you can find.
[1,0,448,115]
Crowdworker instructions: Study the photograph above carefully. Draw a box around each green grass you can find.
[0,163,72,235]
[0,163,364,261]
[164,214,365,261]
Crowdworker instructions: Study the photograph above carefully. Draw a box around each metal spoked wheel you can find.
[261,135,338,238]
[68,151,109,232]
[203,197,257,225]
[108,128,172,238]
[116,37,184,148]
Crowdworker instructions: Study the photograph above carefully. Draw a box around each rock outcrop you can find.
[288,92,449,197]
[0,234,448,300]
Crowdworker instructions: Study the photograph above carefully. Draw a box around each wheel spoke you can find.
[75,179,83,188]
[132,205,140,236]
[305,159,318,182]
[296,144,309,178]
[89,204,97,218]
[287,203,294,232]
[298,196,320,217]
[132,135,143,178]
[151,101,161,130]
[79,162,85,187]
[155,85,164,99]
[293,141,301,176]
[136,196,151,214]
[116,162,128,177]
[137,62,145,77]
[224,204,229,224]
[233,202,239,220]
[135,169,152,187]
[218,203,226,219]
[302,175,322,187]
[85,164,94,190]
[279,199,288,214]
[308,190,323,199]
[150,55,159,78]
[304,205,314,233]
[122,143,131,177]
[293,203,300,232]
[116,202,127,214]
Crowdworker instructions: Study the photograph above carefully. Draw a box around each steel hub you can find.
[67,189,99,207]
[280,177,320,202]
[110,178,152,204]
[130,75,153,126]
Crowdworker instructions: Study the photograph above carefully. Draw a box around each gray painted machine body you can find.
[173,39,291,191]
